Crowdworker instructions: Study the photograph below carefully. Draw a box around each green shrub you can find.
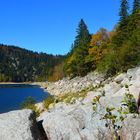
[92,89,139,140]
[122,93,138,114]
[21,96,35,109]
[92,94,125,140]
[124,84,129,88]
[21,96,40,117]
[43,95,55,110]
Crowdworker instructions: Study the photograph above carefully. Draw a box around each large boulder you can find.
[39,103,111,140]
[100,96,123,108]
[104,82,121,96]
[129,81,140,101]
[0,109,42,140]
[113,87,126,98]
[127,67,139,78]
[120,116,140,140]
[42,105,87,140]
[131,66,140,81]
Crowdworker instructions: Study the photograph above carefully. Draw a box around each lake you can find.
[0,84,49,113]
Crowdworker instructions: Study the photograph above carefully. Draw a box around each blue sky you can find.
[0,0,133,55]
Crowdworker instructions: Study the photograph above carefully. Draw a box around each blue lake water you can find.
[0,84,49,113]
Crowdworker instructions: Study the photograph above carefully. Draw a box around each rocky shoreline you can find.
[1,66,140,139]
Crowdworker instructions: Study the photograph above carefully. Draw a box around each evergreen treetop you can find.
[119,0,129,21]
[133,0,140,13]
[74,19,91,49]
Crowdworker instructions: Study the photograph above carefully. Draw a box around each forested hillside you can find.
[0,44,65,82]
[64,0,140,78]
[1,0,140,82]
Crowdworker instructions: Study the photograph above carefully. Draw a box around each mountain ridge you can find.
[0,44,65,82]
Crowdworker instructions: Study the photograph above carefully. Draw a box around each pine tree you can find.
[64,19,91,77]
[73,19,91,76]
[74,19,91,49]
[119,0,129,21]
[113,0,130,47]
[133,0,140,13]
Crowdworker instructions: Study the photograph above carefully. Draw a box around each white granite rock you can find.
[113,87,126,97]
[42,106,86,140]
[104,82,121,96]
[0,109,42,140]
[121,116,140,140]
[40,103,111,140]
[121,77,130,86]
[114,73,127,83]
[129,81,140,101]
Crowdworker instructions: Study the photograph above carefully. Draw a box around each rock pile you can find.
[45,72,105,95]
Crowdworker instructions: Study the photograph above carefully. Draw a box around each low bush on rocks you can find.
[92,89,139,140]
[21,96,40,117]
[43,95,55,110]
[56,86,98,104]
[59,90,88,104]
[122,87,139,114]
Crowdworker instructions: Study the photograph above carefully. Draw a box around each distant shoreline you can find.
[0,82,48,93]
[0,82,47,89]
[0,82,36,85]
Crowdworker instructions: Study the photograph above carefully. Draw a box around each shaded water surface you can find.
[0,84,48,113]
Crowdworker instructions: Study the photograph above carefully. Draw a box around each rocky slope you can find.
[36,65,140,140]
[1,66,140,140]
[43,65,140,102]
